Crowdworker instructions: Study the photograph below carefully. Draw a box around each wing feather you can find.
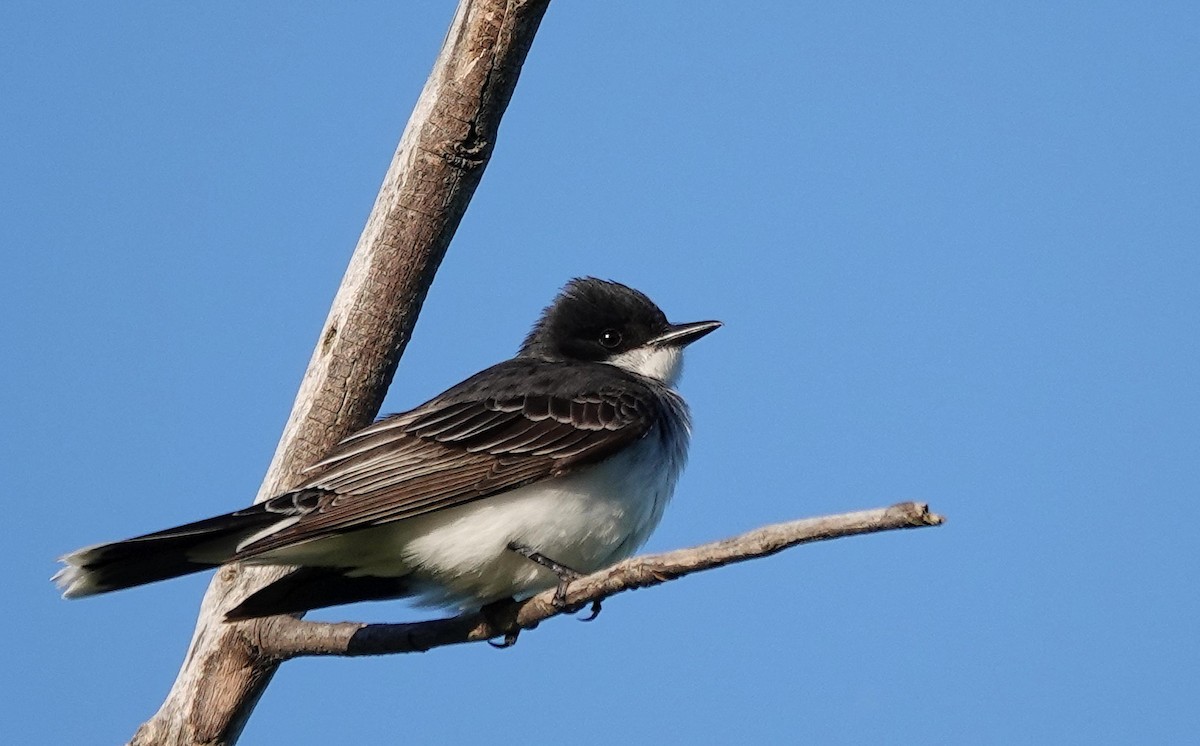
[234,359,665,558]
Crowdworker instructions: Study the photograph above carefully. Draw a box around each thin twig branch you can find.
[256,502,944,659]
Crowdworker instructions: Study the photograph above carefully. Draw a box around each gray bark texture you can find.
[130,1,552,743]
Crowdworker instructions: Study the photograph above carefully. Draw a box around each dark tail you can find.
[53,508,285,599]
[224,567,412,620]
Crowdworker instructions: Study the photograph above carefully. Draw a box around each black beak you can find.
[649,320,723,347]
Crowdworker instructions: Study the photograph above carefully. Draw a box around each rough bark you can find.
[130,1,551,743]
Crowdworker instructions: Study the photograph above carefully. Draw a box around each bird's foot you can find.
[508,541,582,606]
[488,631,520,649]
[506,542,602,621]
[480,597,522,649]
[551,573,583,609]
[579,599,602,622]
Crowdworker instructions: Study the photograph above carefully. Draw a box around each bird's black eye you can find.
[598,329,622,349]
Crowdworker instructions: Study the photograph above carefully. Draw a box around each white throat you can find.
[608,345,684,386]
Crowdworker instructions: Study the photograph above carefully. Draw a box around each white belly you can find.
[335,427,686,608]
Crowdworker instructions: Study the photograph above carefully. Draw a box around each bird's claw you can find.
[481,597,521,650]
[579,599,602,622]
[553,582,602,621]
[508,542,598,622]
[488,630,520,648]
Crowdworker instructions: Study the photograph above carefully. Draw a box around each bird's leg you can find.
[507,541,585,610]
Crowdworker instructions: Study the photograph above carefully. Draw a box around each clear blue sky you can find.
[3,2,1197,743]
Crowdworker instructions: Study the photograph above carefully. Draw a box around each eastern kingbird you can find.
[55,278,720,620]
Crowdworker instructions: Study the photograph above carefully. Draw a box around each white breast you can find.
[329,417,690,609]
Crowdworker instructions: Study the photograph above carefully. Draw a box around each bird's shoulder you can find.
[421,357,667,421]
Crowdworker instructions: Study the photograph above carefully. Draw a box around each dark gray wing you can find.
[233,359,659,558]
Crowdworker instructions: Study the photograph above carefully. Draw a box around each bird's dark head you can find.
[519,277,721,384]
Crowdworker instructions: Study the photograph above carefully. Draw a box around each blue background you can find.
[4,2,1197,743]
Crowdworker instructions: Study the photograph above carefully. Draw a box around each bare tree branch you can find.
[255,502,944,659]
[117,0,948,742]
[130,2,551,743]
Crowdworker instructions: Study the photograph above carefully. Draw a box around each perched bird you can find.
[55,277,720,622]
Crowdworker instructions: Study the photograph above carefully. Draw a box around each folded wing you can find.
[233,359,659,559]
